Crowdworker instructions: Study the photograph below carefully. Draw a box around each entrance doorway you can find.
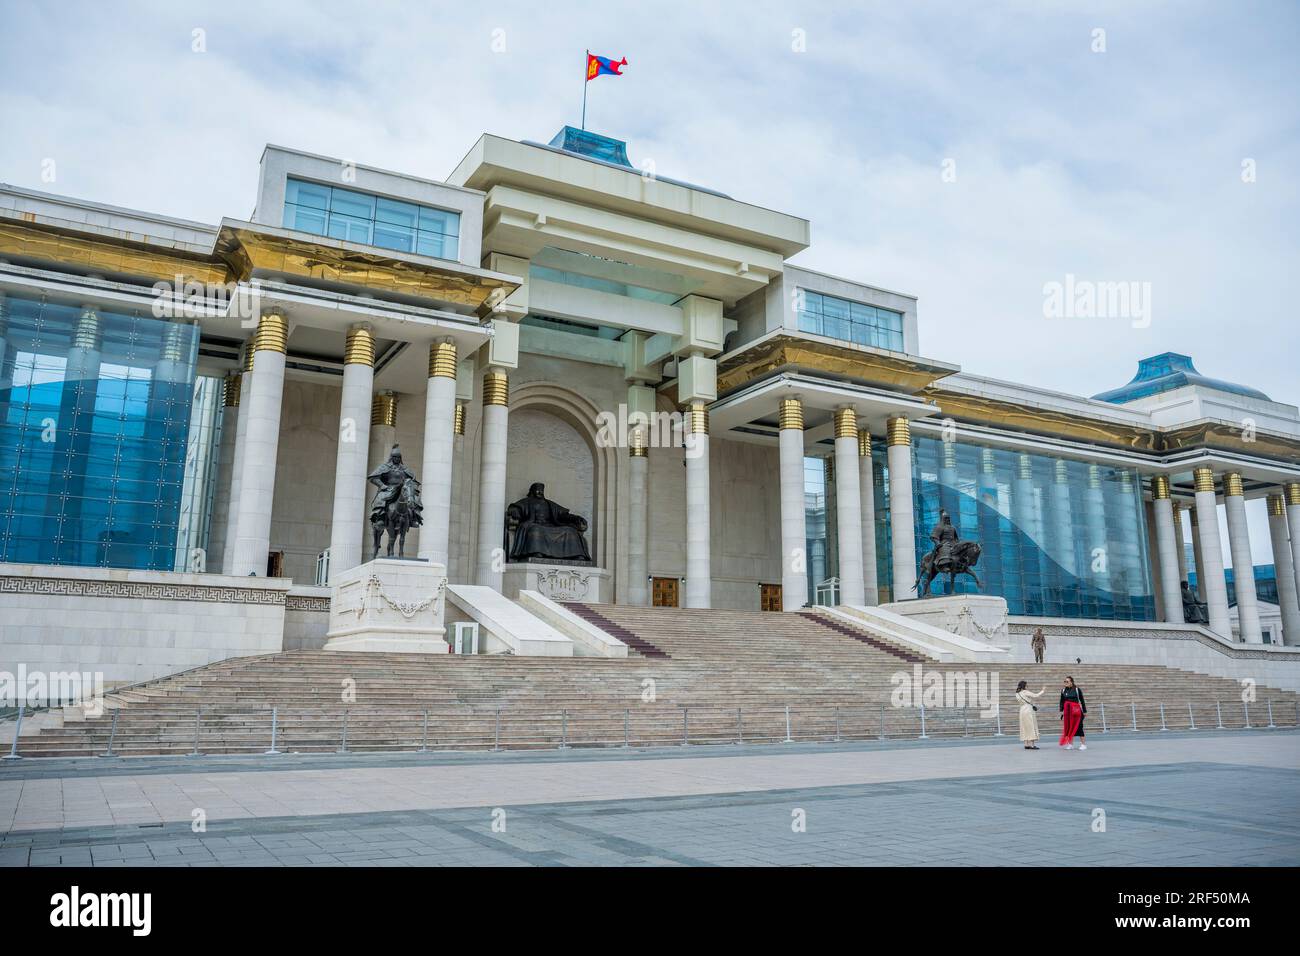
[651,576,679,608]
[760,583,783,612]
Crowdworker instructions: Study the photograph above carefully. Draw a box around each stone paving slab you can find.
[2,761,1296,867]
[1,731,1296,833]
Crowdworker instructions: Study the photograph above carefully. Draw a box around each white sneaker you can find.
[1064,744,1073,749]
[1079,744,1087,751]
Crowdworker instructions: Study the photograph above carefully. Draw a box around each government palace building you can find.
[2,127,1299,698]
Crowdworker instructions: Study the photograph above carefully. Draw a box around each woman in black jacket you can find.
[1059,676,1088,750]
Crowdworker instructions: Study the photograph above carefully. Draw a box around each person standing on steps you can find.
[1031,628,1046,664]
[1015,680,1045,749]
[1059,675,1087,750]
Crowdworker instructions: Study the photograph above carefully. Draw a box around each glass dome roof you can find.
[1092,352,1271,404]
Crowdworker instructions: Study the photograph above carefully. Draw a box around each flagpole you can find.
[581,49,589,130]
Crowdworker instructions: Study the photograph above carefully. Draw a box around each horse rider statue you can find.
[915,507,983,596]
[367,444,423,557]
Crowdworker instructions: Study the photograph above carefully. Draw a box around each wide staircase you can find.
[9,605,1298,757]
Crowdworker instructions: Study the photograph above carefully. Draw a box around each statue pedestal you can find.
[502,563,610,603]
[880,594,1010,648]
[324,558,449,653]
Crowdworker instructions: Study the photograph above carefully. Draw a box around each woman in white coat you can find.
[1015,680,1046,750]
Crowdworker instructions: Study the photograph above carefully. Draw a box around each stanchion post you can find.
[2,704,24,761]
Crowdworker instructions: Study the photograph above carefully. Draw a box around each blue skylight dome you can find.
[547,126,633,168]
[1092,352,1271,404]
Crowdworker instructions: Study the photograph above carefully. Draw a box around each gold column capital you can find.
[371,391,397,427]
[1088,464,1102,489]
[241,340,255,373]
[686,400,709,436]
[344,325,375,366]
[453,401,466,436]
[1268,494,1286,517]
[886,416,910,447]
[1222,472,1244,498]
[429,340,457,379]
[1192,466,1215,494]
[253,310,288,354]
[833,406,857,439]
[778,398,803,431]
[222,371,242,408]
[857,428,871,457]
[73,305,101,350]
[1287,482,1300,506]
[1151,474,1171,499]
[483,369,509,406]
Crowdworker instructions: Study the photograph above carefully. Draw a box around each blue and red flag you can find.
[586,53,627,81]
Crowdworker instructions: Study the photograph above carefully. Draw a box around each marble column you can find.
[1172,501,1190,586]
[206,371,241,573]
[1286,483,1300,612]
[626,426,650,606]
[475,368,509,589]
[1222,472,1262,643]
[833,407,865,606]
[230,311,288,577]
[1150,476,1185,623]
[1190,507,1206,598]
[1267,493,1300,646]
[221,343,253,573]
[447,401,466,581]
[1191,467,1230,638]
[420,340,458,569]
[886,416,916,599]
[777,399,808,610]
[327,325,374,581]
[683,401,711,608]
[858,428,879,606]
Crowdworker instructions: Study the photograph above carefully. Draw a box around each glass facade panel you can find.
[796,289,905,351]
[896,435,1155,620]
[0,293,209,571]
[282,177,460,261]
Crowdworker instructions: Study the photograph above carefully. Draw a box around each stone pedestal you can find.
[501,563,609,603]
[880,594,1010,648]
[325,558,449,653]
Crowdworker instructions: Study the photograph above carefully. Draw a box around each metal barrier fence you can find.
[2,697,1297,759]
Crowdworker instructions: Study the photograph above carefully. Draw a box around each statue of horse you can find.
[371,476,419,558]
[915,539,983,596]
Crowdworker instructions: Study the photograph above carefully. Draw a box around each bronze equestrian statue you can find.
[368,444,423,558]
[915,508,982,596]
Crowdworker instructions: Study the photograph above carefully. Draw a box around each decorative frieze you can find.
[0,575,286,605]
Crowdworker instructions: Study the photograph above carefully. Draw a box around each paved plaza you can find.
[1,731,1297,866]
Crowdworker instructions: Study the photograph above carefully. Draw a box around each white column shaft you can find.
[1287,502,1300,615]
[420,375,457,568]
[1152,498,1184,623]
[231,352,286,577]
[778,428,808,611]
[626,455,649,605]
[221,377,251,574]
[475,403,509,588]
[327,362,373,579]
[1268,511,1300,645]
[1193,490,1230,638]
[684,434,711,608]
[859,452,878,605]
[887,443,917,599]
[1223,494,1262,643]
[834,436,865,605]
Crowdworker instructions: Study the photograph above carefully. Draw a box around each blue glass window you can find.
[283,178,460,261]
[0,294,206,571]
[796,289,904,351]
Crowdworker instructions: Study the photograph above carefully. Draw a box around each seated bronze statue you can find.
[1181,581,1210,625]
[505,482,592,564]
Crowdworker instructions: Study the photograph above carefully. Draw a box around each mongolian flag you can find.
[586,53,627,81]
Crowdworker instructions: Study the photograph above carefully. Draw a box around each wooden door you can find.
[266,551,285,578]
[760,583,783,612]
[651,576,679,608]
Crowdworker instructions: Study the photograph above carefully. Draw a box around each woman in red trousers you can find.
[1058,676,1087,749]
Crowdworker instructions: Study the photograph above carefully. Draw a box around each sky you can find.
[1,0,1298,565]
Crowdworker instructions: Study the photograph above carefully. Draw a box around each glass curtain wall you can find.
[0,292,204,571]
